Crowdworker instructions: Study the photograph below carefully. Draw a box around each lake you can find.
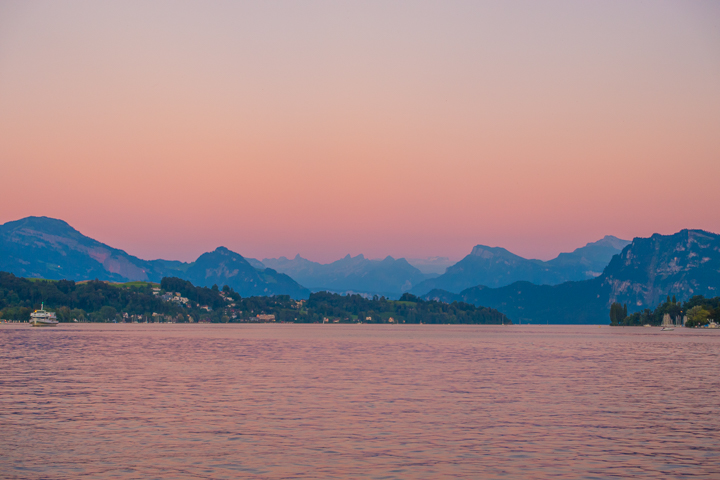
[1,324,719,479]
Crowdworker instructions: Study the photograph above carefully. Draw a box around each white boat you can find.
[30,303,58,327]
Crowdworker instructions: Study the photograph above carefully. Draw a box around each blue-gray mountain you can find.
[410,235,630,295]
[260,254,433,297]
[423,229,720,324]
[0,216,309,298]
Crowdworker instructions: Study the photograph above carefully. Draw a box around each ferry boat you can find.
[30,303,58,327]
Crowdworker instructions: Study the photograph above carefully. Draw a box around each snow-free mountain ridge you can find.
[0,216,308,298]
[423,230,720,324]
[260,253,431,297]
[1,216,636,302]
[410,235,630,295]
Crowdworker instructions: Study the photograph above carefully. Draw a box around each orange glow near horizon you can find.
[1,1,719,263]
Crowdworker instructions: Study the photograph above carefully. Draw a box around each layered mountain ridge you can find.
[422,229,720,324]
[0,217,309,298]
[260,253,431,297]
[5,216,711,321]
[0,216,632,300]
[410,235,630,295]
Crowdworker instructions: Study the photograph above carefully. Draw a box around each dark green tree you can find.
[98,306,117,321]
[609,302,624,325]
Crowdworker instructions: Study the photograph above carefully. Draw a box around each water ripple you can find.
[1,324,719,479]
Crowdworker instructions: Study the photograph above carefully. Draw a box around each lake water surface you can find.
[1,324,719,479]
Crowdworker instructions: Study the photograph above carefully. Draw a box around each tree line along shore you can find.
[0,272,510,325]
[610,295,720,328]
[5,270,718,327]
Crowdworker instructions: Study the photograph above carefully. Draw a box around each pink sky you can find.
[1,1,719,263]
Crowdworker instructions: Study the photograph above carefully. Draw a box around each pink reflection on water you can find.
[1,324,719,479]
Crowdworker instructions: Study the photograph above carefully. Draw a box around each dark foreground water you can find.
[1,324,719,479]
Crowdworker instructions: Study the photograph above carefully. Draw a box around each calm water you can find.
[1,324,719,479]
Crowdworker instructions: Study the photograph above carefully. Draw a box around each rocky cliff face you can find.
[423,229,720,324]
[602,229,720,307]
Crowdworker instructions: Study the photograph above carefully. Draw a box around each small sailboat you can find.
[30,303,58,327]
[660,313,674,331]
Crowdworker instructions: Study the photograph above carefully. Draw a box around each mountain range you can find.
[3,216,716,323]
[255,236,629,296]
[0,216,309,298]
[260,254,432,297]
[0,216,632,300]
[410,235,630,295]
[423,229,720,324]
[405,256,456,275]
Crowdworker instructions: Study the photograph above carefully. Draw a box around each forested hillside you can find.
[0,273,509,325]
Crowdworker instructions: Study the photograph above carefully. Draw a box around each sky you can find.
[1,0,719,263]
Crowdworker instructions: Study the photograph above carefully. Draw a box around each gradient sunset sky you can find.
[1,1,719,263]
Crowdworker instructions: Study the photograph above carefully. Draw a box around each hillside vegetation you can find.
[610,295,720,327]
[0,273,509,325]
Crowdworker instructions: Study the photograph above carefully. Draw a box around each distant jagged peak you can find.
[582,235,630,250]
[601,234,627,241]
[261,254,319,269]
[469,245,522,260]
[261,255,291,263]
[334,253,367,265]
[197,246,249,263]
[628,229,719,250]
[598,234,629,244]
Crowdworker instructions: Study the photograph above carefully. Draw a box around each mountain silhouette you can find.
[423,230,720,324]
[0,216,308,298]
[261,253,432,297]
[411,235,629,295]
